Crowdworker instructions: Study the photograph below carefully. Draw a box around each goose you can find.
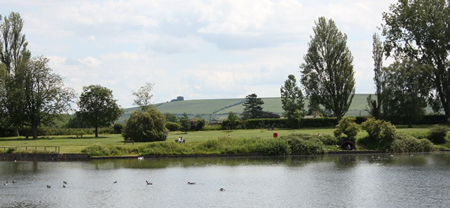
[220,188,225,192]
[47,185,51,188]
[137,156,144,160]
[146,181,152,185]
[187,182,196,185]
[63,181,67,185]
[113,181,117,184]
[63,185,66,188]
[12,180,17,184]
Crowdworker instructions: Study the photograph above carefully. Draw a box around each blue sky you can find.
[1,0,396,108]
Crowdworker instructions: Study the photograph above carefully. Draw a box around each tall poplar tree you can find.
[300,17,355,121]
[367,33,386,119]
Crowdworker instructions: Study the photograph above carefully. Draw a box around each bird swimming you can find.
[146,181,152,185]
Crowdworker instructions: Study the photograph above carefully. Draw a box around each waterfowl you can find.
[63,181,67,184]
[137,156,144,160]
[47,185,51,188]
[63,185,66,188]
[113,181,117,184]
[12,180,16,184]
[187,182,196,185]
[146,181,152,185]
[220,188,225,192]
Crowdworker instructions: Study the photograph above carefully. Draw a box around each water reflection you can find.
[1,153,450,208]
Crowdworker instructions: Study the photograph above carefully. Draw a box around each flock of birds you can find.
[4,180,225,191]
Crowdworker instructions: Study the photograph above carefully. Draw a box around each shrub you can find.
[389,134,434,153]
[317,134,338,145]
[166,122,181,131]
[82,144,135,156]
[281,134,326,155]
[113,123,123,134]
[427,125,448,144]
[190,119,206,131]
[334,117,360,142]
[122,107,168,142]
[361,118,397,150]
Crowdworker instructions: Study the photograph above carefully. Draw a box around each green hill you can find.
[118,94,373,123]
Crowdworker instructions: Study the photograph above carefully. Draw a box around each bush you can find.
[317,134,338,145]
[166,122,181,131]
[82,144,135,156]
[389,134,434,153]
[361,118,397,150]
[190,119,206,131]
[113,123,123,134]
[427,125,448,144]
[281,134,326,155]
[122,107,168,142]
[334,117,360,142]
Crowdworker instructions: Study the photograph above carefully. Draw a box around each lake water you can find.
[1,153,450,208]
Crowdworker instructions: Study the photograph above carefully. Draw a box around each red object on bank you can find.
[273,132,278,138]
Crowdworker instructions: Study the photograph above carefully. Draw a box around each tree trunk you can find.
[32,125,38,139]
[95,126,98,138]
[14,127,20,137]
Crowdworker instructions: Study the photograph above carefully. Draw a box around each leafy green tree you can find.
[122,106,168,142]
[179,112,190,133]
[382,0,450,119]
[0,12,30,136]
[382,59,431,127]
[132,82,154,110]
[19,56,75,139]
[225,111,239,130]
[366,33,386,119]
[164,112,179,123]
[280,74,304,120]
[300,17,356,121]
[242,93,264,119]
[77,85,123,137]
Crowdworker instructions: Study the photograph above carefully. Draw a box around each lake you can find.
[1,153,450,208]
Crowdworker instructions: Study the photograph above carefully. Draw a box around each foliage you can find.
[360,118,397,150]
[334,117,360,142]
[222,111,240,130]
[18,56,75,139]
[77,85,123,137]
[122,107,168,142]
[382,0,450,120]
[112,123,123,134]
[390,134,434,153]
[82,144,136,157]
[259,111,281,119]
[242,93,264,119]
[65,114,91,128]
[300,17,355,121]
[179,112,190,133]
[367,33,386,119]
[427,125,448,144]
[382,59,431,127]
[166,121,181,131]
[164,113,179,123]
[190,119,206,131]
[280,74,304,120]
[281,134,326,155]
[132,82,154,110]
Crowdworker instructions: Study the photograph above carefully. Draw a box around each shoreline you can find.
[3,150,448,161]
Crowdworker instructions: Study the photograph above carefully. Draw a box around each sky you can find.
[1,0,397,108]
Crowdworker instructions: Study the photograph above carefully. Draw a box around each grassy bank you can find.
[0,125,444,156]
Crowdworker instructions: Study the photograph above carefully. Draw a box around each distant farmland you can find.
[118,94,373,123]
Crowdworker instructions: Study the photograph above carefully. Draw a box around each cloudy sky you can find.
[1,0,397,108]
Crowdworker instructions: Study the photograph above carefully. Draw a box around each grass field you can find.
[0,125,436,154]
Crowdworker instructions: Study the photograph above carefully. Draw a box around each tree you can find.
[224,111,239,130]
[366,33,386,119]
[164,112,179,123]
[382,0,450,119]
[0,12,30,136]
[122,106,168,142]
[179,112,190,133]
[19,56,75,139]
[300,17,356,121]
[0,12,29,75]
[382,59,431,127]
[280,74,304,119]
[77,85,122,137]
[242,93,264,119]
[132,82,154,110]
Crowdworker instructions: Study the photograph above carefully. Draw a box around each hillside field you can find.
[119,94,372,123]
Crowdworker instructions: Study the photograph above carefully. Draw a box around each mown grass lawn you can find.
[0,125,438,154]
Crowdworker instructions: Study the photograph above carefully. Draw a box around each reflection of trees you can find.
[0,161,40,175]
[334,155,358,169]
